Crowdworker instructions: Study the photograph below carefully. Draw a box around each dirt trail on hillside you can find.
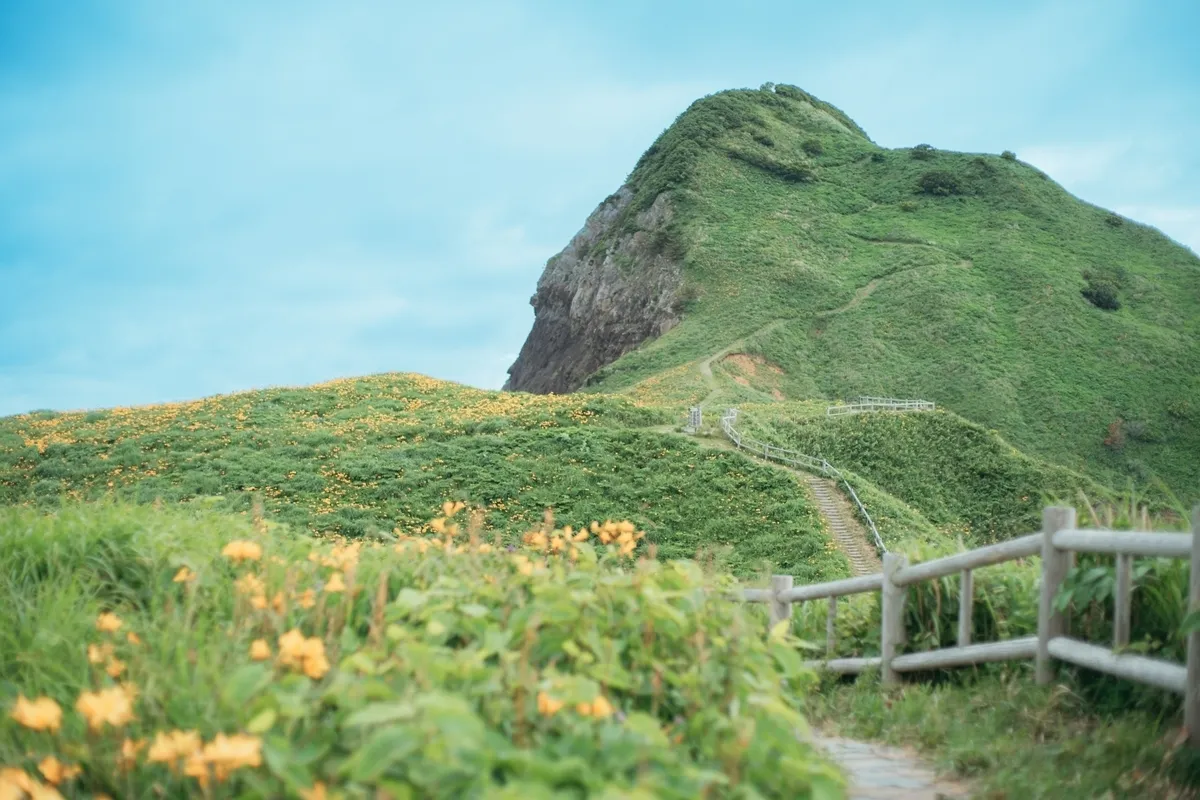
[643,424,881,576]
[694,277,881,410]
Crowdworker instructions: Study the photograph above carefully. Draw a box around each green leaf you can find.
[263,734,314,792]
[341,726,421,783]
[245,708,277,734]
[344,701,417,727]
[221,664,271,708]
[460,603,490,618]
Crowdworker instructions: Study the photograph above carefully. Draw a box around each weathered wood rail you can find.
[826,397,935,417]
[720,408,887,555]
[743,505,1200,742]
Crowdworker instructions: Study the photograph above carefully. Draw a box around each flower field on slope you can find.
[0,374,844,581]
[0,502,842,799]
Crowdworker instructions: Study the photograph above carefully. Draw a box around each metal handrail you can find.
[720,409,887,555]
[826,397,934,417]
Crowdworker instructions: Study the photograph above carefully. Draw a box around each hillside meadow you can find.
[0,502,843,798]
[0,374,842,581]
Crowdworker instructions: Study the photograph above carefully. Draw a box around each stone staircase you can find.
[806,476,882,576]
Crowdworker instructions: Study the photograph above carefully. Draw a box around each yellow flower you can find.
[9,695,62,732]
[126,631,142,646]
[202,733,262,781]
[235,573,265,596]
[118,738,146,770]
[324,573,345,593]
[37,757,80,786]
[106,658,127,678]
[249,595,268,610]
[476,543,493,554]
[183,750,210,789]
[0,769,37,797]
[297,589,316,609]
[96,612,123,633]
[299,781,328,800]
[173,566,196,583]
[536,691,563,716]
[147,729,202,768]
[88,643,114,664]
[589,695,615,719]
[270,592,286,614]
[75,686,135,731]
[222,540,263,563]
[277,629,330,679]
[249,639,271,661]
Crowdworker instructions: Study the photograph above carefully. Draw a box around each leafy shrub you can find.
[0,503,843,798]
[917,170,962,196]
[870,152,886,163]
[1082,279,1121,310]
[1000,150,1017,161]
[910,144,936,160]
[752,132,775,147]
[1105,214,1125,227]
[801,138,824,157]
[672,283,702,313]
[899,200,918,213]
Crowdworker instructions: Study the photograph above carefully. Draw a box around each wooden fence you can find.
[742,505,1200,742]
[825,397,935,417]
[720,409,886,554]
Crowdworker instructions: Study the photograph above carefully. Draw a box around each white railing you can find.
[826,397,935,417]
[740,505,1200,744]
[720,409,886,555]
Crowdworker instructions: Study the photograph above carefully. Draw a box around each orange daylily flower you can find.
[9,695,62,732]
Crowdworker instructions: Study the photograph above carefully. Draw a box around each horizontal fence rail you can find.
[738,504,1200,745]
[826,397,935,417]
[720,408,887,555]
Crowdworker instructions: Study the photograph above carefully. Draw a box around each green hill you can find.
[507,84,1200,500]
[0,374,841,581]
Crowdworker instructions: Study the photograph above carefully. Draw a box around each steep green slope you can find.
[0,374,840,580]
[732,404,1119,543]
[566,85,1200,497]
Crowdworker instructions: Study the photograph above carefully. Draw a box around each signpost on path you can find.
[685,406,702,434]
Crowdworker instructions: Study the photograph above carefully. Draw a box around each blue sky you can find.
[1,0,1197,416]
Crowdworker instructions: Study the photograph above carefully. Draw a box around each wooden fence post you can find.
[958,568,973,647]
[769,575,794,630]
[1037,506,1076,685]
[1113,553,1132,649]
[881,552,908,686]
[1186,506,1200,745]
[826,596,837,657]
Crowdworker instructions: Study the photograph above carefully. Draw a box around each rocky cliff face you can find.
[503,187,684,394]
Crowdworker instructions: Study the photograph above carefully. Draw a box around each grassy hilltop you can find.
[571,84,1200,498]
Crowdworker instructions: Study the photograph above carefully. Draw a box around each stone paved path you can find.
[819,736,972,799]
